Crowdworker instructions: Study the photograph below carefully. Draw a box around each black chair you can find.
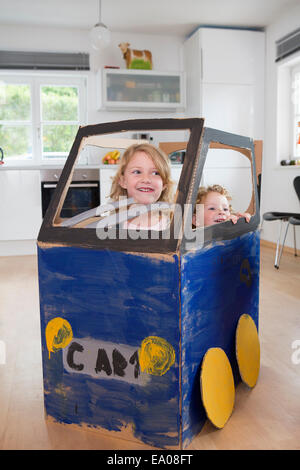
[262,176,300,269]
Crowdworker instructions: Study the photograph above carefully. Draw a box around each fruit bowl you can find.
[102,150,120,165]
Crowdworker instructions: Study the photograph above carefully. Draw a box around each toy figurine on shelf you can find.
[118,42,153,70]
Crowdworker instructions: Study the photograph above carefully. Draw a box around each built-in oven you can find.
[41,169,100,218]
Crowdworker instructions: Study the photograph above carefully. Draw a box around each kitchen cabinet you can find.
[183,27,264,138]
[199,28,264,85]
[97,68,185,111]
[100,167,117,204]
[0,170,42,241]
[201,83,254,136]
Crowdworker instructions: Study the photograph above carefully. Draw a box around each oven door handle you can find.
[43,183,99,189]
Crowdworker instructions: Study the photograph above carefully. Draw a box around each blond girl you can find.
[110,143,173,230]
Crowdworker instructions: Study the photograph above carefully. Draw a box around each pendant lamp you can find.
[90,0,111,50]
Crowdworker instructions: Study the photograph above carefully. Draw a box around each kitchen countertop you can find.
[0,163,183,171]
[0,164,117,171]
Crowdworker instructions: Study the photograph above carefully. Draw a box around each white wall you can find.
[261,2,300,250]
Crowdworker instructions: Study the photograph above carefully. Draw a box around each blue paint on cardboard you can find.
[38,230,260,449]
[38,246,181,448]
[180,231,260,447]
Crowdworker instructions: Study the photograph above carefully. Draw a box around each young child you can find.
[192,184,251,228]
[110,143,173,230]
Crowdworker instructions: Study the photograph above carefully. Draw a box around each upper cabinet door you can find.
[200,28,265,85]
[98,69,186,111]
[201,82,254,136]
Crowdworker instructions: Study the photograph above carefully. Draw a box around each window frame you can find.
[291,63,300,158]
[183,127,259,254]
[0,70,87,166]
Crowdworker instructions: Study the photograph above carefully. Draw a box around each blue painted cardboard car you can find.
[37,118,260,449]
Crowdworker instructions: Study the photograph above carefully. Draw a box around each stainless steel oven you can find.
[41,169,100,218]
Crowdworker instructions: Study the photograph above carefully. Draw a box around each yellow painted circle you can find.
[236,314,260,388]
[139,336,175,376]
[45,317,73,359]
[200,347,235,429]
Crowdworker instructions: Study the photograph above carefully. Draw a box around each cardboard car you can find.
[37,118,260,449]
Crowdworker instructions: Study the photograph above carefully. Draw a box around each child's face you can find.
[119,151,166,204]
[193,191,231,227]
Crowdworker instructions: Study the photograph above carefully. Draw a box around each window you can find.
[291,64,300,157]
[276,54,300,164]
[0,78,32,160]
[199,145,253,218]
[0,73,87,164]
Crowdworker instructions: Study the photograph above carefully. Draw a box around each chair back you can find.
[294,176,300,204]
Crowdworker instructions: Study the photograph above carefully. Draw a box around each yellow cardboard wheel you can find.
[236,314,260,388]
[200,347,235,429]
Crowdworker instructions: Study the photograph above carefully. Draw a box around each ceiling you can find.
[0,0,298,37]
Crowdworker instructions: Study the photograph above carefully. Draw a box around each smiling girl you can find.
[110,143,173,230]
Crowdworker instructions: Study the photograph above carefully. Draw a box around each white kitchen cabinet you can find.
[171,166,183,186]
[183,27,264,138]
[200,28,264,85]
[97,68,185,111]
[100,167,118,204]
[201,83,254,136]
[0,170,42,241]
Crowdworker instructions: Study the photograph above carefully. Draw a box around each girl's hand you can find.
[229,214,239,224]
[231,212,252,223]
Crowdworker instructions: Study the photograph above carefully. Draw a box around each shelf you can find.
[274,165,300,170]
[97,69,185,111]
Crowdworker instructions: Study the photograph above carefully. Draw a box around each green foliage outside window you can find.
[0,83,79,159]
[41,86,78,121]
[0,84,31,157]
[0,84,31,121]
[0,125,31,158]
[43,124,78,154]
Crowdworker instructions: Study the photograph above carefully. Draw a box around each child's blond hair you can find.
[195,184,232,211]
[110,143,173,203]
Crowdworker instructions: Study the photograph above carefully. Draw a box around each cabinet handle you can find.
[43,183,98,189]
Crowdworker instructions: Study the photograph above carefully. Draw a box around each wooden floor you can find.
[0,244,299,450]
